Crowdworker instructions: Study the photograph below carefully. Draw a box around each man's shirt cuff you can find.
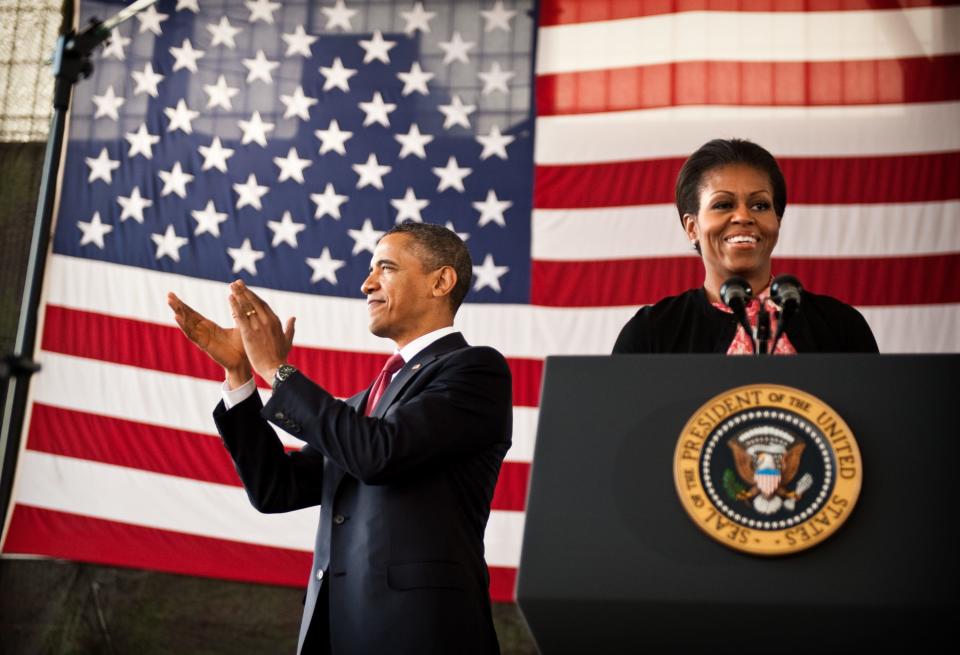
[222,377,256,409]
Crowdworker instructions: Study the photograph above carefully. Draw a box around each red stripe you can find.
[509,358,543,408]
[539,0,957,26]
[2,506,518,601]
[492,462,531,512]
[488,565,517,602]
[2,505,312,587]
[25,404,532,511]
[536,56,960,115]
[27,403,244,487]
[39,306,543,407]
[533,152,960,208]
[531,254,960,307]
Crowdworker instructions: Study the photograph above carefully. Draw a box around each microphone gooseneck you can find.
[770,275,803,352]
[755,305,771,356]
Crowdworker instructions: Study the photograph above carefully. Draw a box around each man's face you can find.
[361,233,441,347]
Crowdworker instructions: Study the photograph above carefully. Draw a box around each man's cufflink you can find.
[272,364,298,392]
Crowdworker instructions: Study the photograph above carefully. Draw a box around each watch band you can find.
[272,364,297,392]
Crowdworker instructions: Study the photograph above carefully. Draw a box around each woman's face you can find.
[684,164,781,289]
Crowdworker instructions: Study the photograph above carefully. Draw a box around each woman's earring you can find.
[691,240,699,251]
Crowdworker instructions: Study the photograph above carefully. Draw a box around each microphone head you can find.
[771,274,803,308]
[719,276,752,311]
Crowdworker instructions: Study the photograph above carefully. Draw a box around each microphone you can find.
[720,276,752,312]
[771,275,802,314]
[770,275,803,351]
[719,276,755,352]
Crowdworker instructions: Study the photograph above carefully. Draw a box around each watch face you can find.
[274,365,296,389]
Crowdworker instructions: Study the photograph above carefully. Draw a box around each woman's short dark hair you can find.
[383,221,473,312]
[675,138,787,224]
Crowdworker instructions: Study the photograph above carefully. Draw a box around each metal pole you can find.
[0,31,78,536]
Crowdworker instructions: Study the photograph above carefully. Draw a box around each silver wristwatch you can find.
[272,364,297,391]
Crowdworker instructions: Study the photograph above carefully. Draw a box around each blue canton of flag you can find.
[55,0,534,303]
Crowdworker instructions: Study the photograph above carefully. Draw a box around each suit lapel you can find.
[328,335,466,496]
[371,332,467,419]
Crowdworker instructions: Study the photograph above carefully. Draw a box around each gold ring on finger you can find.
[245,309,257,317]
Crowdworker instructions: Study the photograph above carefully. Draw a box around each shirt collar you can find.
[397,326,458,364]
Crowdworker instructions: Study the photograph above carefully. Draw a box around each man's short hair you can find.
[383,222,473,312]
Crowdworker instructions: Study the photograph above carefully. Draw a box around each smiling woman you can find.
[612,139,879,355]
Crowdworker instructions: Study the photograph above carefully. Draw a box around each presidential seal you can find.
[673,384,862,556]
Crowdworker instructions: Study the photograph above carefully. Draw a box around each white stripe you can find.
[41,255,960,355]
[46,253,391,354]
[536,7,960,73]
[30,351,285,445]
[533,202,960,260]
[43,253,634,358]
[12,452,524,567]
[507,407,537,462]
[534,103,960,163]
[16,450,319,550]
[27,352,538,463]
[483,510,525,568]
[534,205,692,260]
[861,304,960,354]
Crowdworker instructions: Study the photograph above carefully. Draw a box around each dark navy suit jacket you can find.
[213,333,512,655]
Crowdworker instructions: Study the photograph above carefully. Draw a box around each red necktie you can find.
[365,353,405,416]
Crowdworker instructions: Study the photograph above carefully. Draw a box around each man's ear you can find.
[432,266,457,299]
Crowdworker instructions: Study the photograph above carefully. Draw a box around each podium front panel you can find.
[516,355,958,653]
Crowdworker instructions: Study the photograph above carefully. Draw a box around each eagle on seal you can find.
[728,438,806,515]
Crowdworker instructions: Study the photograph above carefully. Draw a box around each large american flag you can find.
[2,0,958,604]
